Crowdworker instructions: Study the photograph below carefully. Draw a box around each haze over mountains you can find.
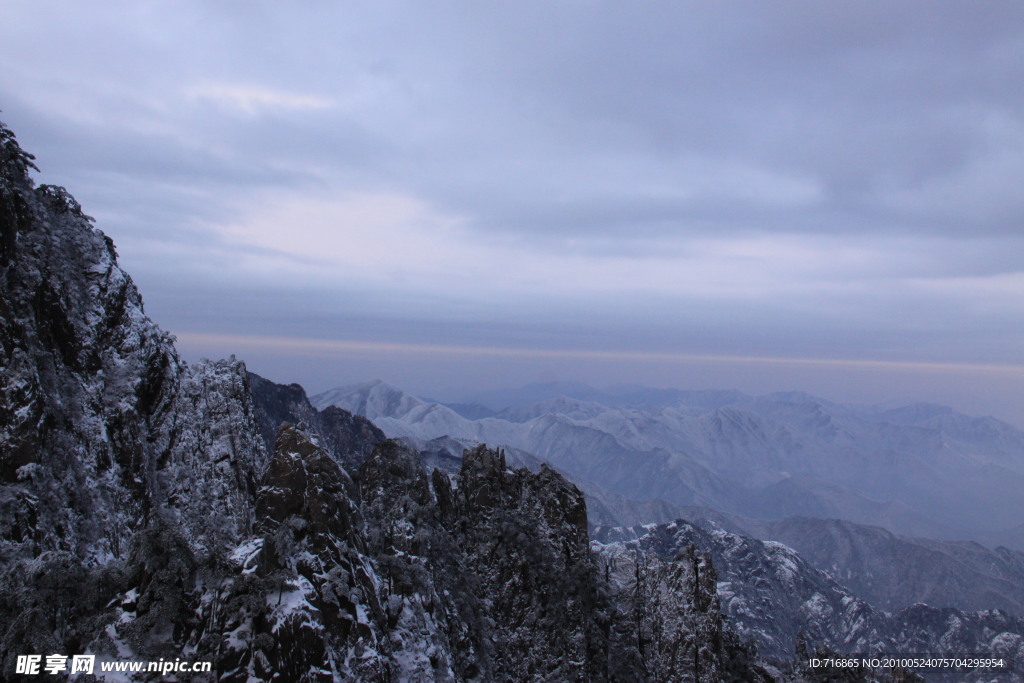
[2,119,777,680]
[6,118,1024,679]
[313,379,1024,548]
[594,519,1024,666]
[315,378,1024,663]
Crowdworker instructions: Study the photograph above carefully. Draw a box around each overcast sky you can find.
[2,1,1023,423]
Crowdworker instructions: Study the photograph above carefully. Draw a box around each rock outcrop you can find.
[593,520,1024,681]
[0,119,764,680]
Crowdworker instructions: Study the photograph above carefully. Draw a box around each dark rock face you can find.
[219,423,387,681]
[354,440,608,680]
[593,520,1024,680]
[257,424,363,548]
[0,119,270,678]
[446,446,605,681]
[247,371,385,471]
[19,118,981,681]
[684,511,1024,617]
[0,120,761,681]
[247,374,323,451]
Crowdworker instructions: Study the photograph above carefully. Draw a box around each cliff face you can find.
[0,118,270,674]
[247,371,386,470]
[0,121,272,563]
[593,520,1024,681]
[0,120,759,681]
[356,440,609,681]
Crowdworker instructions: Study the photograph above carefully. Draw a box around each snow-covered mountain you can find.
[314,380,746,514]
[593,520,1024,677]
[1,119,769,680]
[8,117,1024,681]
[677,507,1024,618]
[314,380,1024,545]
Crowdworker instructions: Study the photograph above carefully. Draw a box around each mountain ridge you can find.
[0,118,770,681]
[6,118,1024,680]
[313,379,1024,547]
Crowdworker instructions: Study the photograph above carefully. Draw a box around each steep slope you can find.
[0,121,766,681]
[316,381,1024,542]
[247,371,385,470]
[593,520,1024,679]
[0,123,272,558]
[678,509,1024,617]
[313,381,749,517]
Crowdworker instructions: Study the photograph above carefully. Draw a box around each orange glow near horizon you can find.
[175,332,1024,378]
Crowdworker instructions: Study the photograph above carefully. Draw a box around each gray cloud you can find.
[2,0,1022,422]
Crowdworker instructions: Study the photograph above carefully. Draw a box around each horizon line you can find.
[174,331,1024,377]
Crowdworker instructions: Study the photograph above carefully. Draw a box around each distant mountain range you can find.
[313,379,1024,548]
[3,118,776,680]
[676,508,1024,619]
[594,520,1024,672]
[6,116,1024,680]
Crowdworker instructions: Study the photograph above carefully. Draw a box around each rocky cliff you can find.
[0,119,764,681]
[593,521,1024,680]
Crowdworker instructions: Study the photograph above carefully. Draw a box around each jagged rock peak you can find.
[256,423,361,548]
[0,118,788,682]
[358,438,434,512]
[247,371,386,471]
[462,442,507,471]
[459,443,590,547]
[217,422,390,681]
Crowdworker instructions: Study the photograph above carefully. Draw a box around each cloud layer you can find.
[2,1,1022,420]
